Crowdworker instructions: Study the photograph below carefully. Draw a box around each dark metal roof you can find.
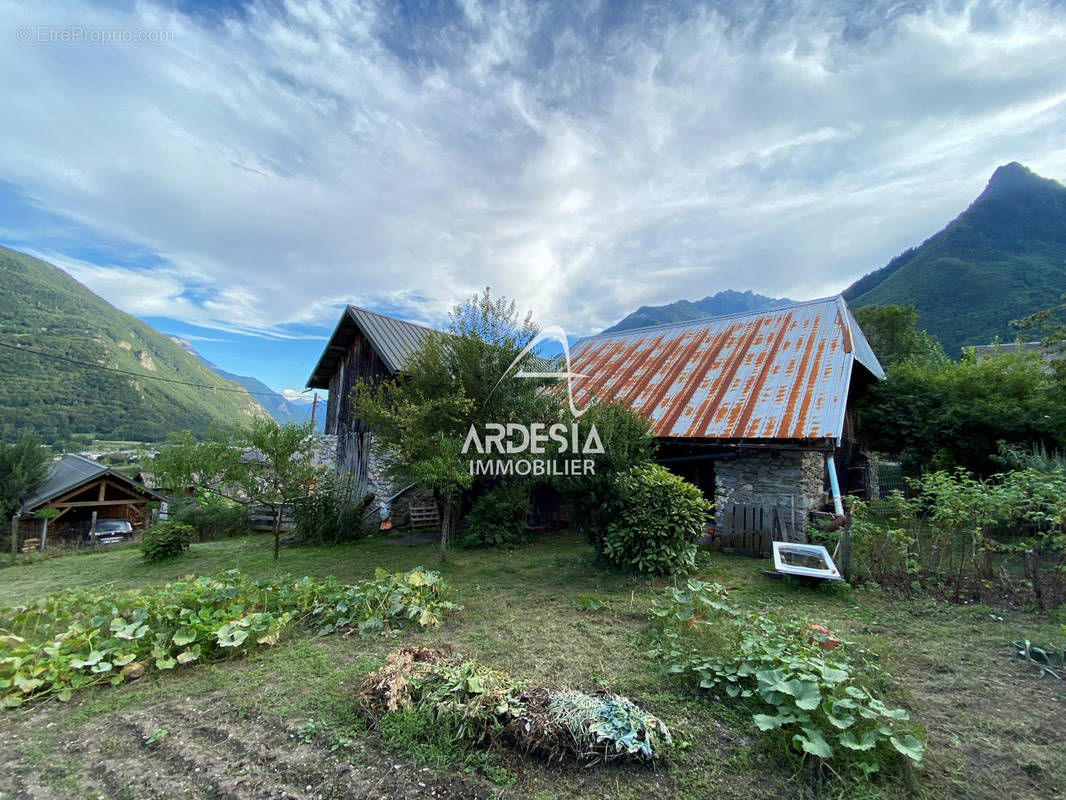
[306,306,436,388]
[18,454,164,514]
[567,296,884,443]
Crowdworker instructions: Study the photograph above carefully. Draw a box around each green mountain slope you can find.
[602,290,794,333]
[170,336,323,431]
[0,245,268,444]
[844,162,1066,355]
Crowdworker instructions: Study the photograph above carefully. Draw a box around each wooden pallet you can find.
[408,502,440,529]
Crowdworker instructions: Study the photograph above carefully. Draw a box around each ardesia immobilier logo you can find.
[461,326,604,477]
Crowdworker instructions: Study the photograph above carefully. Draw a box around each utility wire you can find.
[0,340,303,399]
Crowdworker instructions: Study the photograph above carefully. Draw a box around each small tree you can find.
[0,434,50,548]
[152,419,321,559]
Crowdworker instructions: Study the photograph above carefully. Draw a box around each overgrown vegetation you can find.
[462,482,531,548]
[855,304,1066,475]
[847,463,1066,608]
[358,647,671,762]
[354,288,544,561]
[0,533,1062,800]
[0,433,49,550]
[651,580,923,779]
[169,496,252,541]
[0,566,457,708]
[152,418,321,559]
[291,475,374,545]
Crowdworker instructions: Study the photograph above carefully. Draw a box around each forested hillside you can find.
[844,163,1066,355]
[0,246,267,445]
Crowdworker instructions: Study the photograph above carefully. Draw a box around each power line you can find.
[0,340,302,399]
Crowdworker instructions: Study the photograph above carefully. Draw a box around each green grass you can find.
[1,532,1064,800]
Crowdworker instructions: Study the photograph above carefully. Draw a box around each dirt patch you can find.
[0,691,502,800]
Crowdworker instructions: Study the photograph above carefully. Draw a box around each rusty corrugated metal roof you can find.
[568,296,884,442]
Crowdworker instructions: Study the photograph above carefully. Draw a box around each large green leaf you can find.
[890,734,924,763]
[794,726,834,759]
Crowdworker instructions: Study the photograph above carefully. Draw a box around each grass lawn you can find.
[1,532,1064,800]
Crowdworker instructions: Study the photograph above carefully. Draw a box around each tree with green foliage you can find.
[354,288,544,561]
[859,343,1066,475]
[152,419,321,559]
[851,304,942,367]
[1012,292,1066,352]
[0,434,50,547]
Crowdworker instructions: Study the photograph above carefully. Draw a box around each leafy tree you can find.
[851,304,941,367]
[354,288,544,561]
[0,434,50,527]
[859,347,1066,475]
[152,419,320,559]
[1012,292,1066,352]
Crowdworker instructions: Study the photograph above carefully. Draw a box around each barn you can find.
[306,305,434,497]
[564,295,885,544]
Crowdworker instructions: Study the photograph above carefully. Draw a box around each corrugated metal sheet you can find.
[307,306,436,387]
[348,307,435,374]
[568,296,884,442]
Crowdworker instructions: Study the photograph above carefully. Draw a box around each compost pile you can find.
[357,648,671,762]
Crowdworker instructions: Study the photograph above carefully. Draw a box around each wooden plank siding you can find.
[325,328,393,487]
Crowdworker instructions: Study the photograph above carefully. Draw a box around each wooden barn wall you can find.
[325,329,392,490]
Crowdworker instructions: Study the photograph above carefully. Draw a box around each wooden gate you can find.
[717,502,803,557]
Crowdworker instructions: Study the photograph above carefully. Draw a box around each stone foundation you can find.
[714,450,826,542]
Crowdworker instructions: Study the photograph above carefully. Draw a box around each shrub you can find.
[553,400,655,550]
[170,500,251,541]
[140,521,193,561]
[601,464,710,575]
[463,483,531,548]
[292,476,374,545]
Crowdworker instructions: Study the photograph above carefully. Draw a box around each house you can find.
[564,295,884,544]
[307,296,884,544]
[13,454,165,552]
[306,305,434,497]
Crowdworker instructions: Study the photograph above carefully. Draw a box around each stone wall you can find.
[714,449,826,542]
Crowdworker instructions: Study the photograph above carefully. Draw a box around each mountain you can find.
[0,245,268,445]
[844,162,1066,355]
[602,290,795,333]
[170,337,324,432]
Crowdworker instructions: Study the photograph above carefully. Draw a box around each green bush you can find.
[554,400,656,551]
[292,477,374,545]
[140,521,193,561]
[463,483,531,548]
[170,500,251,541]
[601,464,710,575]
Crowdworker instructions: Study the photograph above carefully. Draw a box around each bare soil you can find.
[0,691,500,800]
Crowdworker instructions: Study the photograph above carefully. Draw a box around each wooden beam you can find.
[52,500,151,509]
[98,481,106,501]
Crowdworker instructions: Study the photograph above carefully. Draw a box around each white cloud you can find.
[1,0,1065,337]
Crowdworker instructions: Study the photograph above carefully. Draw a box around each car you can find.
[80,518,135,546]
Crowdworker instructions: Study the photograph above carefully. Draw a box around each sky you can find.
[2,0,1066,395]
